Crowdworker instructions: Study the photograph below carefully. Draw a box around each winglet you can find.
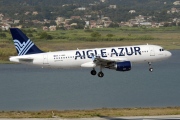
[10,28,43,56]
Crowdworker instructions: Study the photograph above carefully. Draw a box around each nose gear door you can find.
[149,47,155,56]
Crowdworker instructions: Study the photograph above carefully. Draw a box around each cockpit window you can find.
[159,49,164,51]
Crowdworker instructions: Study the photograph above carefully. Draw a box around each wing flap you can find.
[94,57,128,65]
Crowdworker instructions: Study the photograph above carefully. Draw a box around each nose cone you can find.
[165,51,172,58]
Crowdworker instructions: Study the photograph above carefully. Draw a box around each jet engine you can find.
[108,61,131,71]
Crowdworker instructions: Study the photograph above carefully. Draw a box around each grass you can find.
[0,27,180,63]
[0,107,180,118]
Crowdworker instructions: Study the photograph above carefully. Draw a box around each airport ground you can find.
[0,115,180,120]
[0,107,180,118]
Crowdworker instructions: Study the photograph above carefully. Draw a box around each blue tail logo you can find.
[13,39,34,56]
[10,28,43,56]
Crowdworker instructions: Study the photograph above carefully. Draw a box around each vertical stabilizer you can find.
[10,28,43,56]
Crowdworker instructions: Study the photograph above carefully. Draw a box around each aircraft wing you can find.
[93,56,128,66]
[81,56,128,68]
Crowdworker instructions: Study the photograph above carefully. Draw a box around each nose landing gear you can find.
[148,62,153,72]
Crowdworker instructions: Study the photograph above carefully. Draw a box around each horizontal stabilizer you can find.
[9,56,34,63]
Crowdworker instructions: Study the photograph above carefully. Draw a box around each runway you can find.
[0,115,180,120]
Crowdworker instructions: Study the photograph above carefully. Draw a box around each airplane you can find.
[9,28,172,78]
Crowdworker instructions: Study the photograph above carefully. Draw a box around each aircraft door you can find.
[43,55,49,64]
[149,47,155,56]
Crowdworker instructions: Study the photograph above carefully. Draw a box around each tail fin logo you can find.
[13,39,34,56]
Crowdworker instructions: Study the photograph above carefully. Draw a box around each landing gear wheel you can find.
[98,72,104,78]
[148,62,153,72]
[91,70,97,75]
[149,68,153,72]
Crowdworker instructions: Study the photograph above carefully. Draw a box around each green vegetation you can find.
[0,33,7,38]
[0,27,180,63]
[91,32,101,38]
[39,32,53,40]
[0,107,180,118]
[106,33,114,37]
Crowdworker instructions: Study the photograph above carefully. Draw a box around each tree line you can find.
[0,0,180,23]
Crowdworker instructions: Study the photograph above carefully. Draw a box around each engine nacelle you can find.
[115,61,131,71]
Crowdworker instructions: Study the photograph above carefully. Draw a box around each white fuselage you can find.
[9,45,171,69]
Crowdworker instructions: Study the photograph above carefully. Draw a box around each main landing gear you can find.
[90,66,104,78]
[98,72,104,78]
[148,62,153,72]
[91,69,97,75]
